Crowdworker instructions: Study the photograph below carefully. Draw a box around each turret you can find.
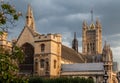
[82,21,88,54]
[96,18,102,29]
[72,32,78,52]
[102,42,113,62]
[102,41,113,83]
[82,20,88,29]
[25,4,36,31]
[95,18,102,54]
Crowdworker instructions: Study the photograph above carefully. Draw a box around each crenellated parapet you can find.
[34,33,61,43]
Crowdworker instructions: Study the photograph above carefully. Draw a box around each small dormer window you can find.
[41,44,45,52]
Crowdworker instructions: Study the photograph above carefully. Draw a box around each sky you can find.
[6,0,120,69]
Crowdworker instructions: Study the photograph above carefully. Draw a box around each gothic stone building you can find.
[15,5,118,83]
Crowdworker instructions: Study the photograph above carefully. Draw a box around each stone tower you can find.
[82,19,102,55]
[72,32,78,52]
[102,42,113,83]
[34,34,62,77]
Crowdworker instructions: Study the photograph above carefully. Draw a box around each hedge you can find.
[28,77,94,83]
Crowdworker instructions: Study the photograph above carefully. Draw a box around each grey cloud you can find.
[9,0,120,42]
[103,34,120,48]
[32,0,120,35]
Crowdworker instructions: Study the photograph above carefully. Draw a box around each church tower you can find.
[82,19,102,55]
[25,4,36,31]
[72,32,78,52]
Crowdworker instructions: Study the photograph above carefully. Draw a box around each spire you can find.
[82,20,88,30]
[83,20,87,27]
[104,41,107,46]
[103,41,107,50]
[89,9,95,30]
[74,32,76,39]
[102,41,113,62]
[91,9,94,23]
[96,17,101,28]
[96,18,100,25]
[72,32,78,52]
[26,4,36,31]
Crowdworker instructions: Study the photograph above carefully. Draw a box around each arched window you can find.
[40,59,44,68]
[46,61,49,71]
[46,58,49,71]
[88,77,94,81]
[54,60,57,69]
[87,43,89,52]
[41,44,45,52]
[35,62,38,72]
[93,43,95,52]
[19,43,34,74]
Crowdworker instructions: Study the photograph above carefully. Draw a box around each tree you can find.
[0,0,21,33]
[0,1,26,83]
[0,45,28,83]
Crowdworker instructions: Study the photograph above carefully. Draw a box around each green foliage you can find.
[0,1,22,31]
[28,77,94,83]
[0,46,26,83]
[10,77,28,83]
[29,77,44,83]
[12,46,25,63]
[0,1,24,83]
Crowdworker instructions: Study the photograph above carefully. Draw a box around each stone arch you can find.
[88,76,95,82]
[88,76,93,79]
[19,42,34,75]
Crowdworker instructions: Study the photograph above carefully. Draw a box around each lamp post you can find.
[103,71,108,83]
[117,72,120,83]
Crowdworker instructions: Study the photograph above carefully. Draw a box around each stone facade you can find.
[0,32,12,51]
[82,20,102,55]
[34,34,61,77]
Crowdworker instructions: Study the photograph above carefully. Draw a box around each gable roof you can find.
[16,26,40,44]
[61,45,85,63]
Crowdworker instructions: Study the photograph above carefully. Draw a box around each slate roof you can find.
[61,45,85,63]
[84,54,103,63]
[62,63,104,72]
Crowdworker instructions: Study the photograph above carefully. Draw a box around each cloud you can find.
[10,0,120,36]
[103,34,120,47]
[112,47,120,70]
[62,32,72,47]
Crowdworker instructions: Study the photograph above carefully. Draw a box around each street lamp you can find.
[117,72,120,83]
[103,71,108,83]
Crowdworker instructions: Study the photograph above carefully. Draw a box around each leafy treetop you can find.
[0,0,22,32]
